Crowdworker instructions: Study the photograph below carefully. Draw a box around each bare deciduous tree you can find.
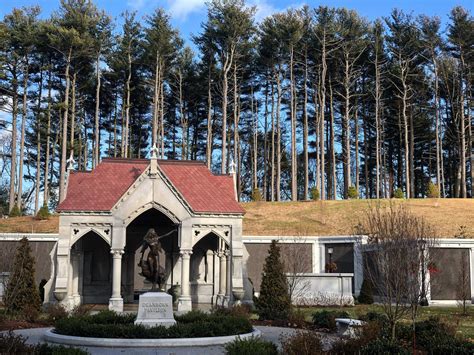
[356,204,438,340]
[456,251,470,316]
[283,236,312,304]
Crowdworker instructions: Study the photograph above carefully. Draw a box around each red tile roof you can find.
[58,158,244,215]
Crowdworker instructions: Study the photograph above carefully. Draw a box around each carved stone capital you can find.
[110,249,124,258]
[179,249,193,258]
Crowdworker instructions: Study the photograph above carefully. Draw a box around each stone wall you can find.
[244,242,312,293]
[430,248,471,300]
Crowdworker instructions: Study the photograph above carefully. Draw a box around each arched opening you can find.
[124,208,179,303]
[71,231,111,304]
[191,232,229,306]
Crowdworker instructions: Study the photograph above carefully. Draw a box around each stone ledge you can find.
[44,328,261,347]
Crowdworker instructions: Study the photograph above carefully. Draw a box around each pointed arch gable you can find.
[124,202,180,227]
[71,228,111,248]
[192,228,230,247]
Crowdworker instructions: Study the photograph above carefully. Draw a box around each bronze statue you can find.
[138,227,176,291]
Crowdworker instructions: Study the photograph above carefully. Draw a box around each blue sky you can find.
[1,0,472,48]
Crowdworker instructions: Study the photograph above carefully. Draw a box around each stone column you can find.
[72,250,81,305]
[177,249,192,312]
[109,249,124,312]
[66,251,75,310]
[219,251,227,295]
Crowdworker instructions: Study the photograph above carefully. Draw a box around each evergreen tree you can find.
[255,240,291,320]
[358,277,374,304]
[4,237,41,313]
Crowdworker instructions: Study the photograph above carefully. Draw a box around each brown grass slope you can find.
[0,199,473,237]
[242,199,474,237]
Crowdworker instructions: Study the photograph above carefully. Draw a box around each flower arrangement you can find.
[325,262,337,273]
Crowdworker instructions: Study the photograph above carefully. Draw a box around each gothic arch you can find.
[124,202,180,227]
[71,228,111,247]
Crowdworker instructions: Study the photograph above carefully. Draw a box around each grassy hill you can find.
[0,199,473,237]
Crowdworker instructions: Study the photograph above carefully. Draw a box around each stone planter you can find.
[232,288,245,305]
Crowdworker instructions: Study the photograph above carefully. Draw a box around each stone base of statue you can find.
[134,292,176,328]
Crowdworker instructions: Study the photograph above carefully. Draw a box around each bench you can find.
[335,318,364,338]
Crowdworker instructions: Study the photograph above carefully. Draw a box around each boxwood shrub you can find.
[54,310,252,339]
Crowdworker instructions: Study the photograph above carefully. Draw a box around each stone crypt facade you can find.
[53,152,245,312]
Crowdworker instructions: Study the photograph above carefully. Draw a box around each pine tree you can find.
[4,237,41,313]
[255,240,291,320]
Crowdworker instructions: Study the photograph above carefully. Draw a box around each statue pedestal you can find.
[134,292,176,328]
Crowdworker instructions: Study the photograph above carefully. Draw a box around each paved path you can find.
[6,326,337,355]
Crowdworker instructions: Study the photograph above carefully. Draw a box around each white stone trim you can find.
[0,233,59,241]
[44,328,261,347]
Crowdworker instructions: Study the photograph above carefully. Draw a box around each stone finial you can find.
[150,143,159,176]
[67,151,76,171]
[229,157,236,175]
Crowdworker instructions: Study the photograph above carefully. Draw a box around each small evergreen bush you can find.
[312,310,350,331]
[393,188,404,198]
[255,240,291,321]
[251,188,262,201]
[225,337,278,355]
[348,186,359,199]
[36,204,50,220]
[310,187,320,201]
[358,278,374,304]
[427,182,440,198]
[4,238,41,314]
[9,205,21,217]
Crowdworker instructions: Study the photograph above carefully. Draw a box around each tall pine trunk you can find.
[17,59,29,210]
[59,48,72,204]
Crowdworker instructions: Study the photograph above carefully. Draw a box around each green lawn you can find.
[294,304,474,340]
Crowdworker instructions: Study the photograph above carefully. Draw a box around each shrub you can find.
[251,188,262,201]
[396,317,473,353]
[330,321,382,354]
[36,205,50,220]
[280,331,323,355]
[426,181,440,198]
[255,240,291,321]
[213,304,252,319]
[348,186,359,199]
[54,310,252,338]
[4,237,41,314]
[9,205,21,217]
[225,336,278,355]
[361,338,410,354]
[357,278,374,304]
[71,304,94,317]
[393,188,404,198]
[310,187,320,201]
[0,331,87,354]
[45,303,68,323]
[312,310,350,331]
[287,308,307,328]
[22,303,40,323]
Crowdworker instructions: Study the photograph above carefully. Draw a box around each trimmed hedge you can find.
[54,310,252,339]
